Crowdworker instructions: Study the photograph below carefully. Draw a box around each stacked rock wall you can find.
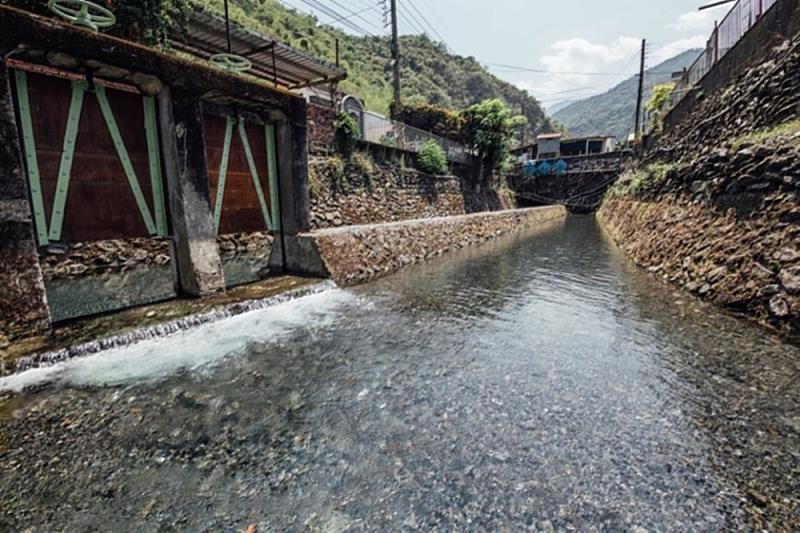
[309,154,466,229]
[599,30,800,337]
[307,205,567,286]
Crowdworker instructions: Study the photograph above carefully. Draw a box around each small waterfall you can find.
[3,280,338,378]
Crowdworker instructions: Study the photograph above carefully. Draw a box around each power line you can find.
[297,0,376,36]
[405,0,448,46]
[486,62,637,77]
[411,0,466,52]
[324,0,384,32]
[397,5,425,35]
[279,0,377,29]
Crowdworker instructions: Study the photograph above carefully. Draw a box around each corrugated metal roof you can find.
[171,12,347,90]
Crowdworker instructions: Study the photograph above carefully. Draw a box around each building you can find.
[513,134,617,162]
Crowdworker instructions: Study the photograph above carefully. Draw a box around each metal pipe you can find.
[223,0,232,53]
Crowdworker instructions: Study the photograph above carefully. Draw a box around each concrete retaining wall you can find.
[290,206,567,286]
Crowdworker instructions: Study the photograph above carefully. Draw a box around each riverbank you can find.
[1,217,797,531]
[598,191,799,338]
[598,31,800,339]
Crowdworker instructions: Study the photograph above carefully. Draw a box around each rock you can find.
[778,266,800,293]
[774,248,799,263]
[759,284,781,297]
[707,266,728,282]
[769,295,790,317]
[698,284,712,296]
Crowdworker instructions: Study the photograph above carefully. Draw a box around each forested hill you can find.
[195,0,553,136]
[552,49,700,141]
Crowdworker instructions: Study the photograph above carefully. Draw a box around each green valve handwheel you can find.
[210,53,253,73]
[48,0,116,32]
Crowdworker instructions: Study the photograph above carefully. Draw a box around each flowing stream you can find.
[1,216,798,531]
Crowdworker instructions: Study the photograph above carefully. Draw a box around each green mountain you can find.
[552,49,700,140]
[194,0,553,136]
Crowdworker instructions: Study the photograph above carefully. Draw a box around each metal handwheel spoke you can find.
[210,53,252,73]
[48,0,116,31]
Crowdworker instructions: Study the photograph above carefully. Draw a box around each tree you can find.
[645,83,675,131]
[460,99,525,184]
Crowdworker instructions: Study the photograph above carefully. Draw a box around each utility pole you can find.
[634,38,646,143]
[389,0,401,114]
[520,100,527,146]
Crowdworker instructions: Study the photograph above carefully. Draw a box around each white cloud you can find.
[649,35,707,65]
[668,6,726,33]
[516,37,642,103]
[516,35,705,104]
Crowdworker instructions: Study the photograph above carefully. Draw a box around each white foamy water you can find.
[0,288,354,392]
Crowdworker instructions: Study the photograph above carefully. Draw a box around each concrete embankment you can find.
[285,206,567,286]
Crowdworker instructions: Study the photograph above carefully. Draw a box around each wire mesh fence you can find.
[361,110,471,164]
[670,0,778,109]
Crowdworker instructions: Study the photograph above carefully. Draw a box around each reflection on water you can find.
[1,217,798,531]
[44,265,177,323]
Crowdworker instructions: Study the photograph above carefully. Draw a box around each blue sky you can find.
[278,0,730,106]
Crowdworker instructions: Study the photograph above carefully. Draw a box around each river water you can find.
[1,216,798,531]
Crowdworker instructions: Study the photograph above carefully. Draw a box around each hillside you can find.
[552,49,699,140]
[194,0,553,136]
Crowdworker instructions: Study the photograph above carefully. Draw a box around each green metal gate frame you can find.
[212,115,280,234]
[13,70,168,246]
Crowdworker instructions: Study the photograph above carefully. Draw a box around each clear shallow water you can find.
[1,216,799,531]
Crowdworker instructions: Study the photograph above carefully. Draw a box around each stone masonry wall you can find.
[309,205,567,286]
[307,103,336,155]
[309,154,466,229]
[598,196,799,337]
[599,24,800,338]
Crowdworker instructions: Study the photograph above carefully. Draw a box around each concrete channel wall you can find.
[282,206,567,286]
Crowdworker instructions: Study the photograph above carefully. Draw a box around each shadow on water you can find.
[0,216,798,531]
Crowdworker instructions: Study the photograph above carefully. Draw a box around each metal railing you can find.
[670,0,778,109]
[361,110,471,164]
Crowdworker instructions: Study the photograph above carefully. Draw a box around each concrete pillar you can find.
[0,57,51,340]
[281,97,311,234]
[158,88,225,296]
[269,97,312,273]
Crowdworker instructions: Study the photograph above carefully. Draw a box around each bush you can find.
[416,139,448,175]
[333,112,361,156]
[350,150,374,176]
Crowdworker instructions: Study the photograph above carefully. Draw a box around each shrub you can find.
[333,112,361,156]
[416,139,448,175]
[350,150,374,176]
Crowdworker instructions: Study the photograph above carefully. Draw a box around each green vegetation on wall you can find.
[416,139,448,175]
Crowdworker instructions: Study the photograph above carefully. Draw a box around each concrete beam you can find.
[158,88,225,296]
[0,58,51,339]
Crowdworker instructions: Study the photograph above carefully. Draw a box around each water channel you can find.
[1,216,798,531]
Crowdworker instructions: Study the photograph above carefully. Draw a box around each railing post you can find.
[714,21,719,64]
